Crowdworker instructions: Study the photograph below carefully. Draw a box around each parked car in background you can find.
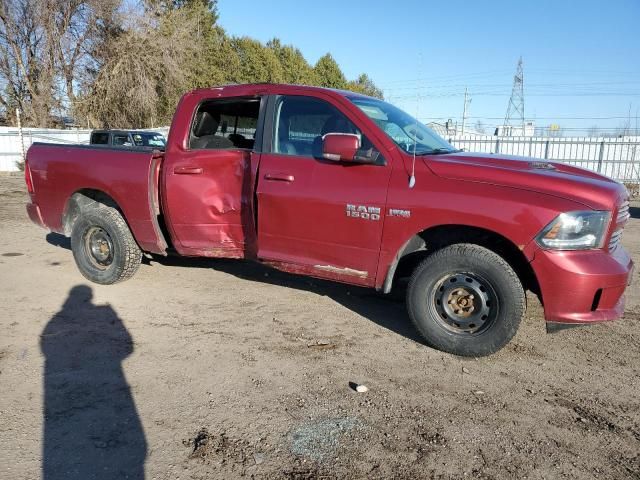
[90,130,166,148]
[25,84,633,357]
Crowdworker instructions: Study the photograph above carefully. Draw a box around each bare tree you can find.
[0,0,119,126]
[78,4,202,128]
[587,125,600,137]
[48,1,119,107]
[0,0,54,125]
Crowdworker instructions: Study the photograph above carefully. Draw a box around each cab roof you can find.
[184,83,376,101]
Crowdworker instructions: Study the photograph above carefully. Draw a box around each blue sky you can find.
[217,0,640,134]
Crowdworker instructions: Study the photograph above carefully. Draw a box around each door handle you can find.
[264,173,294,182]
[174,166,203,175]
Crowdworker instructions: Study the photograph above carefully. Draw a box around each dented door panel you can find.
[163,149,259,258]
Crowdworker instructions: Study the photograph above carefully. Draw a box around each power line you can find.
[421,121,632,132]
[419,115,634,120]
[389,91,640,100]
[379,70,515,86]
[384,80,640,92]
[381,69,640,88]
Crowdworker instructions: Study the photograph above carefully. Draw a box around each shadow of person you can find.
[41,285,146,479]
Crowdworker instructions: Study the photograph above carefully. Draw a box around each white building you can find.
[494,121,536,137]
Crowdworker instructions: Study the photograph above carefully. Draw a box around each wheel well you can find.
[384,225,539,296]
[62,189,121,235]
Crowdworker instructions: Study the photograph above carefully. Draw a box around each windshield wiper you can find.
[419,148,462,155]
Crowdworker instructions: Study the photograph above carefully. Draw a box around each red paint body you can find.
[25,84,634,326]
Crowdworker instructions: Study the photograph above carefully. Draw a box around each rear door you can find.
[256,94,391,286]
[162,96,264,257]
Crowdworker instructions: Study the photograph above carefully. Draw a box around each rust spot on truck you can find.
[205,248,244,258]
[314,265,368,279]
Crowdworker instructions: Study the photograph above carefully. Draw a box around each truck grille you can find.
[609,201,630,252]
[617,201,630,224]
[609,229,624,252]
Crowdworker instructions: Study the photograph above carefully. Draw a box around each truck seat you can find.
[190,111,234,150]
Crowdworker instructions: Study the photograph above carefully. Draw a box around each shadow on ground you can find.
[46,232,71,249]
[41,285,146,479]
[150,255,424,344]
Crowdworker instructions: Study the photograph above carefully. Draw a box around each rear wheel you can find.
[407,244,525,357]
[71,205,141,284]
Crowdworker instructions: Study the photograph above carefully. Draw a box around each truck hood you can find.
[425,152,626,210]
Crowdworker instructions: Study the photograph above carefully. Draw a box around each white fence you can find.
[0,127,170,171]
[0,128,92,171]
[446,134,640,184]
[1,128,639,185]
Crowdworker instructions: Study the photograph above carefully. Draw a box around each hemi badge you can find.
[388,208,411,218]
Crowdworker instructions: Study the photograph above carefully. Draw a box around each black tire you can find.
[70,204,142,285]
[407,244,525,357]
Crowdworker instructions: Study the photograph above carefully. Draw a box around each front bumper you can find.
[531,245,634,326]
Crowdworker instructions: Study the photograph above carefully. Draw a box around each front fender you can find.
[376,174,587,290]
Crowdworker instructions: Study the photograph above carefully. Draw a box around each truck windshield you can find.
[349,97,458,155]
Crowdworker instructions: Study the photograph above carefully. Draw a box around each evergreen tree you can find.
[313,54,347,89]
[346,73,384,99]
[267,38,317,85]
[232,37,284,84]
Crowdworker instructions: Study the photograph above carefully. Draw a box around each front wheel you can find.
[407,244,525,357]
[70,205,142,284]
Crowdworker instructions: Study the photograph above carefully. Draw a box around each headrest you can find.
[278,117,290,141]
[193,111,220,137]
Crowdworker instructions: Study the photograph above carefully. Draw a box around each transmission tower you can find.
[503,57,525,134]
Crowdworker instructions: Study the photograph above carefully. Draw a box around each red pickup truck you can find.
[25,83,634,356]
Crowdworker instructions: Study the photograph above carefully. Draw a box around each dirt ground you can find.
[0,174,638,480]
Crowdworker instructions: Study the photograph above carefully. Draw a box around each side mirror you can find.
[322,133,360,162]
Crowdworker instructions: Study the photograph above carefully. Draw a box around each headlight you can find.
[536,211,610,250]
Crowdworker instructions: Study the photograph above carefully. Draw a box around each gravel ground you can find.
[0,175,638,479]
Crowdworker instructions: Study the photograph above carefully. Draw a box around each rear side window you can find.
[190,97,260,150]
[112,134,131,146]
[90,132,109,144]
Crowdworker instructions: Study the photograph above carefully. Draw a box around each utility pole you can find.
[461,87,470,135]
[504,57,525,135]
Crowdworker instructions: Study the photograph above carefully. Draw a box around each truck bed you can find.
[26,143,167,254]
